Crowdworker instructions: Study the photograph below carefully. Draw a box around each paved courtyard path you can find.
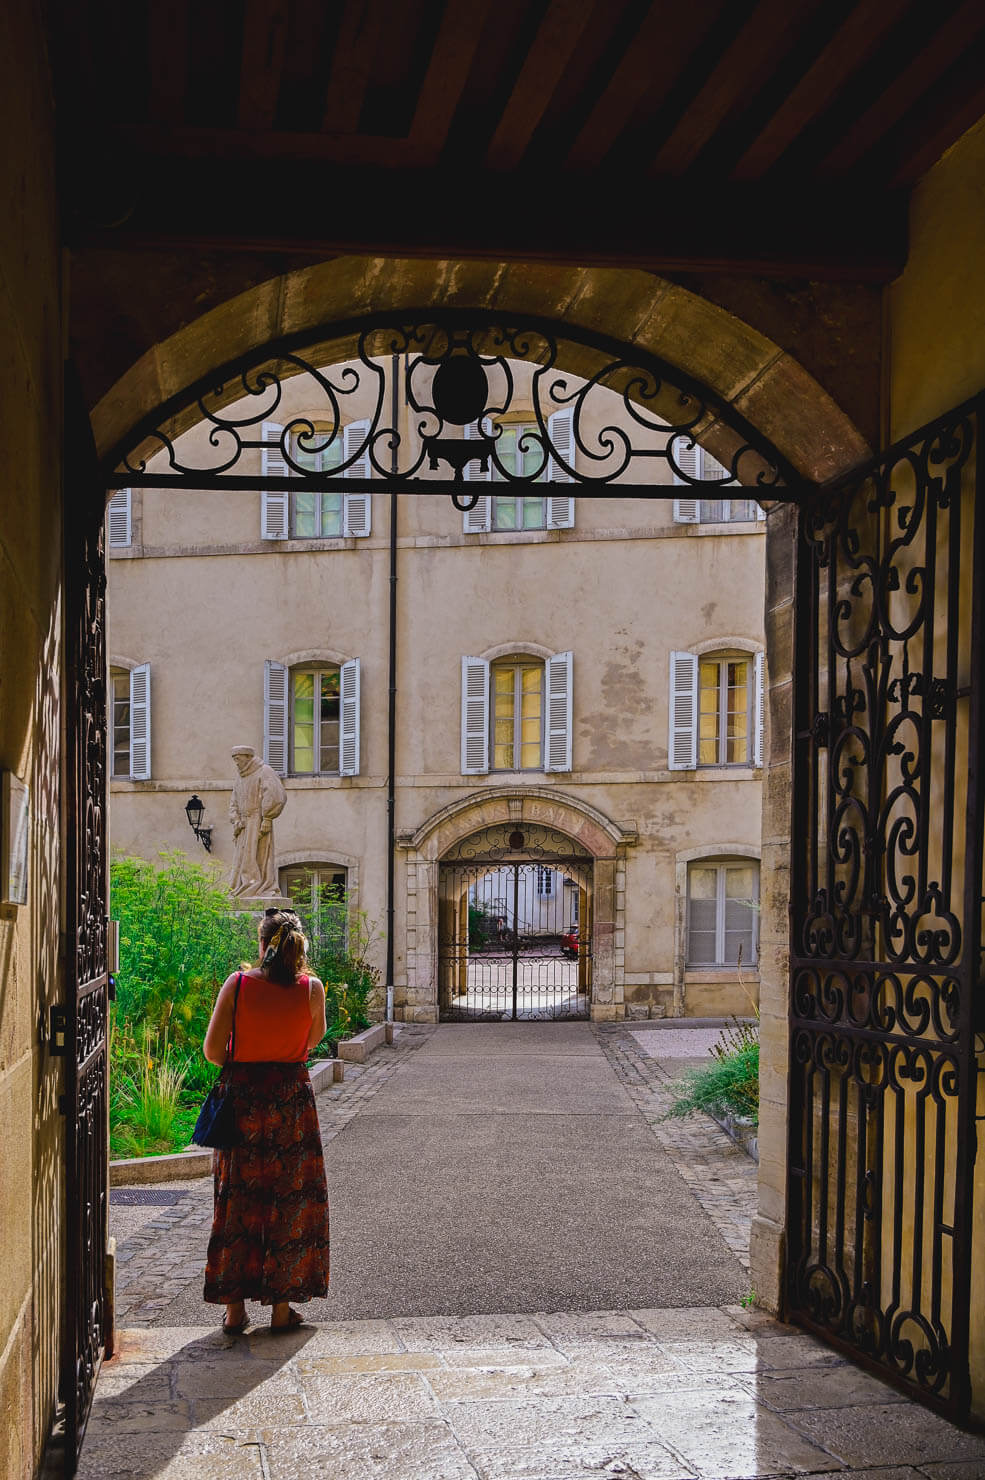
[81,1025,985,1478]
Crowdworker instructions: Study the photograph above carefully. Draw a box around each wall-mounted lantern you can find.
[184,794,212,852]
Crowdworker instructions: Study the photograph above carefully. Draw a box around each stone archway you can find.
[397,787,637,1024]
[89,256,869,488]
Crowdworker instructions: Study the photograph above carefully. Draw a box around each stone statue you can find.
[228,746,287,898]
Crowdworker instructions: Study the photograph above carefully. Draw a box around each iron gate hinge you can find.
[49,1004,68,1056]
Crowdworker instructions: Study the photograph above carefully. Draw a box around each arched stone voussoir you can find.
[92,254,870,486]
[406,786,636,864]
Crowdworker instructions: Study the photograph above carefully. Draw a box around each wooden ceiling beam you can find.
[147,1,190,125]
[648,0,827,178]
[485,0,599,172]
[321,0,385,133]
[729,0,912,182]
[406,0,494,165]
[818,0,985,174]
[565,1,727,172]
[120,123,420,168]
[67,157,908,282]
[237,0,289,132]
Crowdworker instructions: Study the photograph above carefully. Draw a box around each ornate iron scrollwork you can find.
[104,312,795,495]
[788,395,984,1421]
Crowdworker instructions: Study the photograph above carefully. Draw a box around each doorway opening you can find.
[437,825,593,1021]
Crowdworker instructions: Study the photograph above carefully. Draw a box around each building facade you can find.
[106,385,767,1023]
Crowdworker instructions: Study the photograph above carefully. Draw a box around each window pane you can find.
[726,661,749,763]
[689,866,718,900]
[319,669,341,773]
[292,672,315,773]
[522,494,546,526]
[725,864,756,901]
[493,429,518,485]
[294,491,318,538]
[731,499,757,522]
[493,666,516,771]
[700,499,727,523]
[492,493,518,526]
[320,493,343,536]
[699,660,720,764]
[112,672,130,777]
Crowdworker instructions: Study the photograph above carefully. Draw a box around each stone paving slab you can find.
[79,1308,985,1480]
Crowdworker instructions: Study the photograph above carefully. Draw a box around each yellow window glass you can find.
[726,660,749,762]
[520,664,542,768]
[493,666,516,769]
[292,671,315,773]
[698,660,720,765]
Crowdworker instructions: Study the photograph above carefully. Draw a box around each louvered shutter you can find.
[264,660,289,776]
[544,497,576,526]
[463,420,493,482]
[672,437,702,485]
[460,657,490,774]
[343,493,372,537]
[261,421,289,539]
[344,419,371,481]
[673,498,700,523]
[545,650,573,773]
[108,489,132,547]
[462,494,492,532]
[753,651,765,768]
[547,408,575,484]
[668,651,699,770]
[339,658,361,775]
[129,664,151,780]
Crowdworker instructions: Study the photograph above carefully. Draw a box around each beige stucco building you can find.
[107,423,767,1023]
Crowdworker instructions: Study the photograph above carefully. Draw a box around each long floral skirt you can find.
[204,1062,330,1305]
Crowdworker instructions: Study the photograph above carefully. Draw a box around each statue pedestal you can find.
[231,894,294,914]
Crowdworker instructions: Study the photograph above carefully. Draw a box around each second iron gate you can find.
[438,859,592,1021]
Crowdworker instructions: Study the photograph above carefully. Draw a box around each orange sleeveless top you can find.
[230,971,313,1063]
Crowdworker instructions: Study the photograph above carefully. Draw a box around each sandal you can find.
[269,1307,305,1332]
[222,1315,250,1334]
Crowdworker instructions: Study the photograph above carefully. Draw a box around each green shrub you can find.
[667,1019,759,1123]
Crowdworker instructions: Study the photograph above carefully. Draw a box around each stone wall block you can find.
[735,354,871,482]
[637,282,779,403]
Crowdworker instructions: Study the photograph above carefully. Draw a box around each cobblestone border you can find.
[592,1025,757,1273]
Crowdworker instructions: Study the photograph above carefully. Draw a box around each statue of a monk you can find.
[228,745,287,897]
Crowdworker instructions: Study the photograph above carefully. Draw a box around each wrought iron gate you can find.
[61,379,110,1473]
[787,397,985,1419]
[439,859,592,1021]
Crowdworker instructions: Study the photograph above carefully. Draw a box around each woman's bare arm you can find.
[307,976,327,1052]
[203,974,241,1065]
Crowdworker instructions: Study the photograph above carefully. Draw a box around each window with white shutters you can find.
[107,489,132,547]
[266,659,362,777]
[670,649,765,768]
[467,650,573,775]
[263,422,373,540]
[687,860,759,968]
[129,664,151,780]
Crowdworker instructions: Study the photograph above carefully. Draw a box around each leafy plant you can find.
[666,1019,760,1123]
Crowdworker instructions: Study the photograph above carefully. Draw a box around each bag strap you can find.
[224,972,243,1067]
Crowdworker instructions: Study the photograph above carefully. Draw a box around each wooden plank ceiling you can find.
[53,0,985,280]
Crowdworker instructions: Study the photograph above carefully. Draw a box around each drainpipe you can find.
[385,357,399,1020]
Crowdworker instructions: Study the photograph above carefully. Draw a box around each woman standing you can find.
[202,907,329,1332]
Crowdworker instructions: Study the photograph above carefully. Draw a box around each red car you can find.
[560,931,579,959]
